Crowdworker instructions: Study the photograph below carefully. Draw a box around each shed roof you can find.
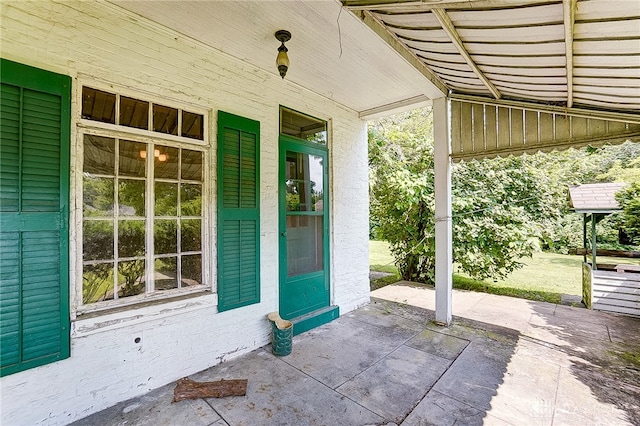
[568,182,627,213]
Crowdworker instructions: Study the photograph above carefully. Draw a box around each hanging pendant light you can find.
[275,30,291,79]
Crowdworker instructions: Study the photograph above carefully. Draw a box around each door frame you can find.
[278,134,330,319]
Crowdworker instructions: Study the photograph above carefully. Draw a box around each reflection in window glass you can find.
[81,87,205,142]
[83,263,114,304]
[83,177,114,217]
[181,184,201,216]
[181,219,201,252]
[82,87,116,124]
[280,107,327,145]
[155,257,178,290]
[119,140,146,177]
[285,152,324,212]
[118,180,145,216]
[154,219,177,254]
[153,104,178,135]
[82,133,206,305]
[155,182,178,216]
[84,135,115,175]
[118,220,145,258]
[181,149,203,181]
[154,146,179,179]
[118,259,146,298]
[182,111,204,140]
[83,220,114,261]
[181,255,202,286]
[120,96,149,129]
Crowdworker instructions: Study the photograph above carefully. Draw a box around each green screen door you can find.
[279,139,329,319]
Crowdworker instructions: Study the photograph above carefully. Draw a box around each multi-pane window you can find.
[81,87,204,140]
[82,135,204,305]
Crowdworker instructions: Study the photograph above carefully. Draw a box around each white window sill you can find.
[72,290,217,337]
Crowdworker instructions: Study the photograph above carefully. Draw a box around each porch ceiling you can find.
[344,0,640,114]
[110,0,444,115]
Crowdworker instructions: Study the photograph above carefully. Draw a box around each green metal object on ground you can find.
[268,312,293,356]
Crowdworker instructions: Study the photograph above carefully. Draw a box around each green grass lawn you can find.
[368,240,636,303]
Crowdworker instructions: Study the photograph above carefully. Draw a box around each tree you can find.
[369,108,560,283]
[451,157,560,281]
[615,181,640,247]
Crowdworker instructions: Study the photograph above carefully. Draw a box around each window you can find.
[280,107,327,145]
[80,86,206,308]
[81,87,204,140]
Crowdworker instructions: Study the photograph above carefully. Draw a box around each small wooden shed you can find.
[569,183,640,316]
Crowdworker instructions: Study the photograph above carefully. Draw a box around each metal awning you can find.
[344,0,640,112]
[344,0,640,158]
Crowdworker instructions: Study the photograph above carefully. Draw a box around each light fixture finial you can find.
[275,30,291,79]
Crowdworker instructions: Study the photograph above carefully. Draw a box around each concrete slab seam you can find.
[270,346,385,420]
[393,335,474,425]
[550,363,563,426]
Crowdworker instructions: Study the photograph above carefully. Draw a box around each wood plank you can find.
[570,116,588,139]
[594,282,640,293]
[616,264,640,273]
[485,105,497,151]
[572,248,640,258]
[539,112,554,144]
[467,42,566,56]
[448,3,562,26]
[510,108,524,147]
[472,103,485,151]
[457,25,564,43]
[575,39,640,56]
[460,101,474,154]
[173,378,248,401]
[593,298,640,310]
[574,55,640,68]
[497,106,511,150]
[593,292,640,302]
[525,110,539,145]
[587,118,607,136]
[574,20,640,39]
[593,303,640,317]
[450,101,462,155]
[573,77,640,88]
[474,55,566,68]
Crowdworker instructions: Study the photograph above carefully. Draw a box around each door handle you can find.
[281,231,287,237]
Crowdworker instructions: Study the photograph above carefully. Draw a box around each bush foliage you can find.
[369,108,640,283]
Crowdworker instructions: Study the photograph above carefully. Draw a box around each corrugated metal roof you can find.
[568,182,627,213]
[345,0,640,114]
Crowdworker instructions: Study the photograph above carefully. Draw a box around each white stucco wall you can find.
[0,1,370,424]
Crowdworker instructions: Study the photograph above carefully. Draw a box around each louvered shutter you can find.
[0,59,70,376]
[217,111,260,311]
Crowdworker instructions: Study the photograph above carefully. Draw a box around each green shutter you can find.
[217,111,260,311]
[0,59,70,376]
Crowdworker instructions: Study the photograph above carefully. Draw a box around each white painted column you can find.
[433,97,452,325]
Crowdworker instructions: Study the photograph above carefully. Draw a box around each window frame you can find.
[74,81,211,315]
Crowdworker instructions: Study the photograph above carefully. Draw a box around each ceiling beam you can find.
[431,9,502,100]
[358,10,449,96]
[359,95,432,119]
[563,0,577,108]
[343,0,559,12]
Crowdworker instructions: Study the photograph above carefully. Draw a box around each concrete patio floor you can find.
[72,282,640,426]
